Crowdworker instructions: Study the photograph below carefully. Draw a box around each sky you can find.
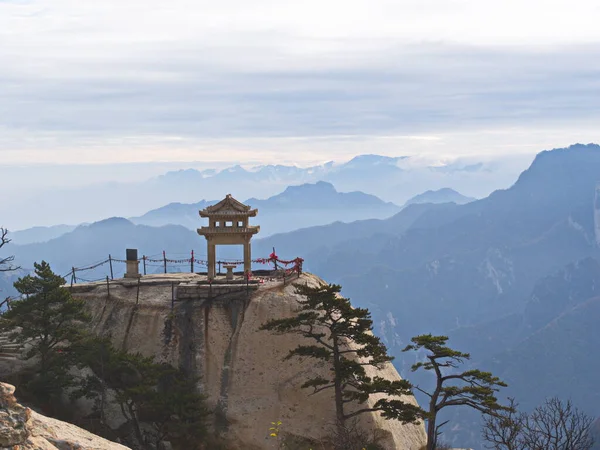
[1,0,600,171]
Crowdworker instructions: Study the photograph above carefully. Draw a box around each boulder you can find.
[0,381,130,450]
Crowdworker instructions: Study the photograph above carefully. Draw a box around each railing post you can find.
[191,250,194,273]
[163,251,167,274]
[143,255,147,275]
[106,276,110,298]
[109,254,114,280]
[71,267,76,286]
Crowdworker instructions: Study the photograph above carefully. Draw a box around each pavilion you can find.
[197,194,260,279]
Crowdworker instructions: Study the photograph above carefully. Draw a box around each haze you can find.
[2,3,600,449]
[1,0,600,226]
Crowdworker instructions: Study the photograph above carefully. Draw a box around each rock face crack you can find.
[121,305,138,351]
[162,314,173,346]
[176,300,197,375]
[96,294,110,328]
[215,296,250,433]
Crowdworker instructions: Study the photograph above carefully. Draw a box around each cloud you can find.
[0,0,600,166]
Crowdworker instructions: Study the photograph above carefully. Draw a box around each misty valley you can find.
[1,143,599,449]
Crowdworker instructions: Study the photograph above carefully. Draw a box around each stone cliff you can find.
[0,382,130,449]
[69,273,427,450]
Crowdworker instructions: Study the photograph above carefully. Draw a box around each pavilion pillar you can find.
[207,241,216,279]
[243,240,252,275]
[198,195,260,281]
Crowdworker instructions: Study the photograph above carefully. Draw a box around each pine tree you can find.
[73,336,209,448]
[73,336,161,445]
[403,334,509,450]
[260,283,422,444]
[1,261,90,403]
[145,364,209,449]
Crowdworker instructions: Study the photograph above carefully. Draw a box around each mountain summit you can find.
[247,181,396,209]
[130,182,400,235]
[404,188,475,206]
[341,154,408,168]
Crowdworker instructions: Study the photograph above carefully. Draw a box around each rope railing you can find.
[64,250,304,285]
[76,259,111,271]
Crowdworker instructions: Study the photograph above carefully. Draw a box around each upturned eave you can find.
[197,226,260,236]
[199,209,258,218]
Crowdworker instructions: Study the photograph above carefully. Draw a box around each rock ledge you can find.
[0,382,130,450]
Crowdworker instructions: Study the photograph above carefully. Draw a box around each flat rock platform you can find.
[68,272,297,305]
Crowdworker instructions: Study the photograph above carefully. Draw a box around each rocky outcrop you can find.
[70,273,427,450]
[0,381,130,450]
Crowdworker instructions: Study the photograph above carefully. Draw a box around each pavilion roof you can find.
[199,194,258,217]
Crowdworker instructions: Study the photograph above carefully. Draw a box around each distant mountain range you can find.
[13,182,475,244]
[150,154,510,208]
[254,143,600,447]
[10,224,79,245]
[131,181,401,235]
[4,152,529,229]
[6,219,199,287]
[6,181,402,281]
[4,143,599,448]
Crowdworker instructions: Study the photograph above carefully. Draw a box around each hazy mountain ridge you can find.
[252,202,448,270]
[332,144,600,334]
[4,143,600,448]
[256,143,600,447]
[448,256,600,381]
[6,182,411,282]
[403,188,476,206]
[246,181,397,209]
[6,219,200,287]
[131,181,400,236]
[10,224,79,245]
[488,292,600,412]
[129,200,215,228]
[147,154,404,199]
[3,152,529,229]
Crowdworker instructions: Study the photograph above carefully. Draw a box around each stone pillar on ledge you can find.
[124,248,141,278]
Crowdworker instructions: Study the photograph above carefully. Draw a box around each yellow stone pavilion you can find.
[197,194,260,279]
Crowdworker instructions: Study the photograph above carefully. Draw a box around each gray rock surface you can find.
[0,381,130,450]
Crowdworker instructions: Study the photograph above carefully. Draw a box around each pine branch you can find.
[413,385,433,399]
[344,407,380,420]
[0,227,19,272]
[260,283,423,427]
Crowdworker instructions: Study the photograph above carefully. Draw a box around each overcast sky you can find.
[1,0,600,168]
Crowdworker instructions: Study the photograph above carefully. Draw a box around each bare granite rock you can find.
[0,381,130,450]
[69,272,427,450]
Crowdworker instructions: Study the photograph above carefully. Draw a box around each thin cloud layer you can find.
[1,0,599,166]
